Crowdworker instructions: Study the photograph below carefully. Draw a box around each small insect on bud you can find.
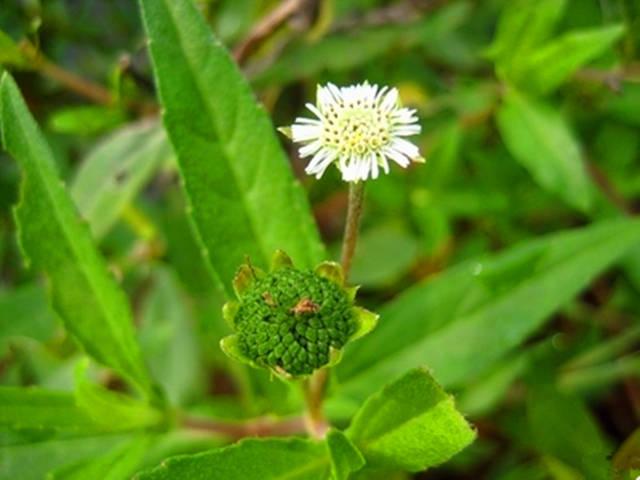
[220,250,379,379]
[290,298,320,315]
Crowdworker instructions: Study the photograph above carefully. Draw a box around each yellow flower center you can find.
[321,103,391,156]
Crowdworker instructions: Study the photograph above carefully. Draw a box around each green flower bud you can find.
[220,250,378,379]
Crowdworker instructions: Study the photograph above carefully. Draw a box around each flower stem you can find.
[340,181,365,279]
[304,181,366,438]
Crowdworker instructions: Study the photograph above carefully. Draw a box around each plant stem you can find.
[182,414,306,439]
[340,181,365,279]
[304,181,366,438]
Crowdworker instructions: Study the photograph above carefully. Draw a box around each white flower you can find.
[280,82,424,182]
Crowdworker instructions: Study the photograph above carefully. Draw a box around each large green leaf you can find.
[0,387,95,435]
[0,434,132,480]
[50,436,150,480]
[520,24,625,94]
[335,219,640,406]
[0,283,57,349]
[347,368,475,472]
[497,88,593,212]
[135,435,358,480]
[0,73,154,398]
[70,120,171,239]
[138,0,324,297]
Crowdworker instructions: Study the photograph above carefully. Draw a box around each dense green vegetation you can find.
[1,0,640,478]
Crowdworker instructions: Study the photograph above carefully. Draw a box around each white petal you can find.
[384,147,410,167]
[298,139,323,156]
[391,138,420,159]
[392,125,421,136]
[379,154,390,174]
[309,152,336,179]
[370,153,379,179]
[381,88,399,111]
[305,102,324,120]
[291,124,322,142]
[306,149,330,170]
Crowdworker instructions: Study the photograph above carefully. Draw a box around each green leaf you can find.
[0,282,57,349]
[0,387,96,434]
[48,436,150,480]
[497,88,593,212]
[71,120,171,239]
[458,349,531,417]
[135,437,337,480]
[335,219,640,405]
[48,105,126,136]
[74,360,164,432]
[487,0,567,78]
[349,224,420,289]
[0,30,28,68]
[0,73,154,398]
[138,267,202,406]
[519,24,625,94]
[254,2,470,86]
[347,368,475,472]
[326,430,365,480]
[0,434,132,480]
[527,383,611,479]
[138,0,324,297]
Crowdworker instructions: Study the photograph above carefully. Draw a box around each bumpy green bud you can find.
[220,251,378,379]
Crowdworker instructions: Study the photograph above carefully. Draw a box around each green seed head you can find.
[235,268,355,376]
[220,251,378,379]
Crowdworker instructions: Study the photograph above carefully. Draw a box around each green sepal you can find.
[345,285,360,302]
[350,306,379,341]
[222,301,240,329]
[233,263,264,298]
[328,347,343,368]
[220,335,259,369]
[277,126,292,139]
[271,249,294,271]
[315,261,344,287]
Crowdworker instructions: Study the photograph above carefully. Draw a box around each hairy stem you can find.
[340,181,365,279]
[304,181,366,438]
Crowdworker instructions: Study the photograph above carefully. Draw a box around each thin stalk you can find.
[182,414,306,439]
[340,181,365,279]
[304,181,366,438]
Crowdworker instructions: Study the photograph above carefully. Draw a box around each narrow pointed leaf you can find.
[520,24,625,94]
[0,73,154,398]
[139,0,324,297]
[337,219,640,405]
[497,89,593,212]
[70,120,171,239]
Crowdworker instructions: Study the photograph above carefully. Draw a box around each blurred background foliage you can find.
[1,0,640,478]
